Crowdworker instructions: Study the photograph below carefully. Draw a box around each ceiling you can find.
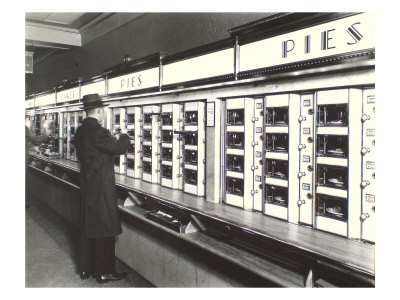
[25,12,113,65]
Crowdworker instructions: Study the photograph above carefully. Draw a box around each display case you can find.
[141,105,161,183]
[160,103,184,189]
[179,101,206,196]
[224,97,263,211]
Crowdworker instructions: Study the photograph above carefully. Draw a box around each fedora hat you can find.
[80,93,109,110]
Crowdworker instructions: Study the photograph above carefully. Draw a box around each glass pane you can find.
[161,165,172,179]
[317,104,348,126]
[227,109,244,125]
[265,184,288,207]
[317,165,348,189]
[317,194,348,221]
[184,132,198,146]
[227,132,244,149]
[317,135,348,157]
[184,111,198,125]
[266,107,288,126]
[266,134,288,152]
[161,113,173,126]
[226,155,244,173]
[184,169,197,185]
[266,159,288,179]
[226,177,244,197]
[184,150,198,165]
[161,147,173,161]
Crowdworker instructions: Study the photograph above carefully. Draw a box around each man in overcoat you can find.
[74,93,130,283]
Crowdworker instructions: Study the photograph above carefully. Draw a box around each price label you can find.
[255,151,262,158]
[366,194,375,203]
[256,103,263,109]
[366,129,375,137]
[302,155,310,163]
[256,127,262,133]
[367,96,375,104]
[303,99,311,107]
[303,128,310,134]
[366,161,375,170]
[255,175,261,182]
[302,183,310,191]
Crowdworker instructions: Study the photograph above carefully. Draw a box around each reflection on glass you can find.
[161,148,172,161]
[161,130,173,143]
[142,161,152,174]
[144,114,152,124]
[127,158,134,169]
[266,134,288,152]
[317,165,348,189]
[265,184,288,207]
[127,129,135,137]
[113,112,120,124]
[143,145,152,158]
[227,132,244,149]
[266,159,288,179]
[317,135,348,157]
[161,165,172,179]
[317,194,348,221]
[127,113,135,124]
[226,155,244,173]
[184,169,197,185]
[143,130,152,141]
[266,107,288,126]
[184,111,198,125]
[227,109,244,125]
[127,144,135,155]
[184,132,198,146]
[161,113,173,126]
[184,150,197,165]
[317,104,348,126]
[226,177,244,197]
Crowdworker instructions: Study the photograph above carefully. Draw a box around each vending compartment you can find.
[161,165,173,179]
[317,194,348,221]
[143,113,152,124]
[265,184,288,207]
[127,158,135,169]
[127,144,135,156]
[227,132,244,149]
[227,109,244,125]
[184,111,198,125]
[142,145,152,158]
[127,129,135,137]
[317,135,348,157]
[317,165,348,190]
[113,112,120,124]
[226,177,244,197]
[142,161,152,174]
[161,147,173,161]
[226,154,244,173]
[266,134,288,152]
[184,169,198,185]
[161,112,173,126]
[161,130,173,143]
[143,129,152,141]
[317,104,348,126]
[266,107,288,126]
[127,113,135,124]
[184,150,198,165]
[266,159,288,179]
[184,132,198,146]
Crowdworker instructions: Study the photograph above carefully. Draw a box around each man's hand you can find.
[120,128,128,135]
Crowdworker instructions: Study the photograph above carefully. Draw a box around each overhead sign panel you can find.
[240,13,374,72]
[108,67,159,94]
[81,80,106,97]
[163,48,234,85]
[35,93,55,107]
[57,87,80,103]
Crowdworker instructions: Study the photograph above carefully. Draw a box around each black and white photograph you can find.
[3,0,399,296]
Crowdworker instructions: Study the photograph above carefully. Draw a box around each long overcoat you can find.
[74,117,129,238]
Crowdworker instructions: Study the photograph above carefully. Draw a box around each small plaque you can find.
[302,183,310,191]
[255,175,262,182]
[366,194,375,203]
[303,128,310,135]
[255,151,262,158]
[367,96,375,104]
[206,102,215,127]
[302,155,311,163]
[366,161,375,170]
[256,103,263,109]
[256,127,262,133]
[303,99,311,107]
[366,129,375,136]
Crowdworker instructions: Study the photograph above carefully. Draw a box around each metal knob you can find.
[298,116,306,122]
[251,141,259,147]
[251,117,259,123]
[307,165,314,172]
[250,190,258,196]
[176,174,182,178]
[361,147,370,155]
[307,193,312,199]
[298,172,306,178]
[251,165,258,171]
[307,137,314,143]
[297,200,303,206]
[176,155,182,159]
[360,213,370,221]
[361,114,370,122]
[308,109,314,115]
[361,180,370,188]
[298,144,306,150]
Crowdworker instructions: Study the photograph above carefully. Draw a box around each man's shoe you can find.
[95,272,127,284]
[79,271,91,280]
